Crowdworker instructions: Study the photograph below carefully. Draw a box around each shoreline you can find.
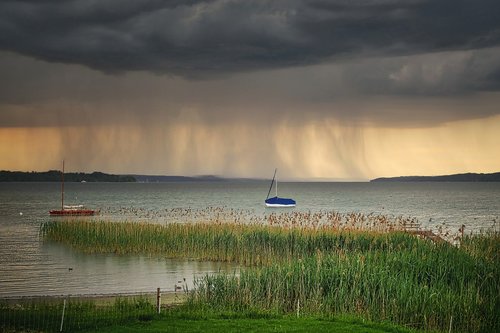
[0,290,188,306]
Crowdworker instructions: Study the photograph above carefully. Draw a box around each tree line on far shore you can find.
[371,172,500,182]
[0,170,136,182]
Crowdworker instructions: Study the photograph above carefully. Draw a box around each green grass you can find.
[85,317,412,333]
[0,299,422,333]
[83,310,421,333]
[40,219,500,333]
[0,296,155,332]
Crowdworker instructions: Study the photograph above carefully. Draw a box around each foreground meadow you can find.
[39,212,500,333]
[84,310,422,333]
[0,297,422,333]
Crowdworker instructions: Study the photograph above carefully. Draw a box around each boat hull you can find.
[265,196,296,208]
[265,203,296,208]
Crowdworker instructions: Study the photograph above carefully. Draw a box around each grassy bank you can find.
[85,308,422,333]
[41,219,499,332]
[0,297,421,333]
[0,296,155,332]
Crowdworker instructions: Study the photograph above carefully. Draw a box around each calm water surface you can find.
[0,181,498,297]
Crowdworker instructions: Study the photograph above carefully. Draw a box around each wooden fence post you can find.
[60,299,66,332]
[157,288,161,314]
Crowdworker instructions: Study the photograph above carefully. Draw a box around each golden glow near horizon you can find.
[1,114,499,180]
[363,115,500,178]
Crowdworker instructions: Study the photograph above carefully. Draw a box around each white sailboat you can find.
[265,169,296,207]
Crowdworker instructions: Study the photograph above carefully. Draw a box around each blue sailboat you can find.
[265,169,296,207]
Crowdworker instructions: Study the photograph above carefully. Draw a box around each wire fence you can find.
[0,290,184,332]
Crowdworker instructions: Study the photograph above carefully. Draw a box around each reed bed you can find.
[97,206,466,243]
[41,213,499,332]
[42,219,423,265]
[99,206,424,231]
[192,234,499,333]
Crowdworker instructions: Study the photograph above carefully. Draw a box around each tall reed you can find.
[192,237,499,332]
[41,219,499,332]
[42,220,420,265]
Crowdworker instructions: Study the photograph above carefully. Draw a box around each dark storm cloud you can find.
[341,47,500,96]
[1,0,500,79]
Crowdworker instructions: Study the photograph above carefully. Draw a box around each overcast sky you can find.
[1,0,499,179]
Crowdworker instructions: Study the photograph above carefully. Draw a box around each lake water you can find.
[0,181,499,297]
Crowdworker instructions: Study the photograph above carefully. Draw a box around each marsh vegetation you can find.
[39,208,500,333]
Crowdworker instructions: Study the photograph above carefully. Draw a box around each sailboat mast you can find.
[61,160,64,210]
[266,168,277,199]
[275,169,278,197]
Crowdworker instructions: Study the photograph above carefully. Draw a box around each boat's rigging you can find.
[49,160,95,216]
[266,168,277,200]
[264,168,296,207]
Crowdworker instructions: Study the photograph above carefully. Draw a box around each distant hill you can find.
[371,172,500,182]
[131,175,261,182]
[131,175,226,182]
[0,170,136,182]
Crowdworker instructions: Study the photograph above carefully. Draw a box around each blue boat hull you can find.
[265,196,296,207]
